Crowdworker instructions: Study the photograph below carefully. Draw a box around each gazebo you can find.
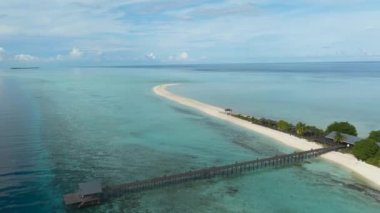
[224,108,232,115]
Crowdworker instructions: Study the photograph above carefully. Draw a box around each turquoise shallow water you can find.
[0,63,380,212]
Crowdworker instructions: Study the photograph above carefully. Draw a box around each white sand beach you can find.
[153,84,380,189]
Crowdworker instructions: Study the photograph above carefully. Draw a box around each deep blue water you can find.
[0,78,60,212]
[0,62,380,212]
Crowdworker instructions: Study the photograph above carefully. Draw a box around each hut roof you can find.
[79,180,102,196]
[325,131,362,145]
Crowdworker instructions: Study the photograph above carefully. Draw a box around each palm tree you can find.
[334,132,345,143]
[295,122,306,136]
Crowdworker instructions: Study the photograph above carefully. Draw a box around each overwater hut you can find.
[63,180,103,208]
[325,131,361,147]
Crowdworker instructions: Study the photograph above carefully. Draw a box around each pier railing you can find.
[102,145,345,198]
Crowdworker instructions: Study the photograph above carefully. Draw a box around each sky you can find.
[1,0,380,65]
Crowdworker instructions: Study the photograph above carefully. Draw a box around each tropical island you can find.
[231,114,380,167]
[10,67,40,70]
[153,84,380,189]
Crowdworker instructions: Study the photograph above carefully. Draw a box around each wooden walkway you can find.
[102,145,345,199]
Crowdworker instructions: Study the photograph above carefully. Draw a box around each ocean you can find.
[0,62,380,212]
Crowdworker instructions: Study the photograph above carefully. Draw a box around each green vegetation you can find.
[277,120,291,132]
[326,121,358,136]
[233,114,249,121]
[232,113,325,140]
[295,122,306,136]
[366,151,380,166]
[352,139,380,166]
[352,131,380,166]
[334,132,345,143]
[368,130,380,141]
[258,118,277,129]
[304,125,324,137]
[230,112,379,167]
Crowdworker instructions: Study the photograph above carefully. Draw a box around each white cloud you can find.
[69,47,83,58]
[14,54,37,62]
[177,51,189,60]
[55,54,64,60]
[167,0,257,20]
[52,47,101,61]
[145,52,156,60]
[0,47,5,61]
[0,1,131,37]
[167,51,190,62]
[1,0,380,63]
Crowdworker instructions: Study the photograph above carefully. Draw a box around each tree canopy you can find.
[368,130,380,141]
[352,139,379,161]
[295,122,306,136]
[326,121,358,136]
[259,118,277,128]
[304,125,324,137]
[277,120,291,132]
[366,150,380,166]
[334,132,345,143]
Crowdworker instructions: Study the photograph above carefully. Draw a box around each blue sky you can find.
[1,0,380,65]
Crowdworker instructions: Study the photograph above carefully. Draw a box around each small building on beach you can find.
[325,131,362,147]
[224,108,233,115]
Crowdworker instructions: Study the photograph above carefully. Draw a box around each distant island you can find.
[10,67,40,70]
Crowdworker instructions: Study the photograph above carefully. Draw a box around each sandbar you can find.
[153,84,380,189]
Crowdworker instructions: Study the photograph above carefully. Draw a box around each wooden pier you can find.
[64,145,345,208]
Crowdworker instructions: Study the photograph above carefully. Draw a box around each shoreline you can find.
[153,83,380,190]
